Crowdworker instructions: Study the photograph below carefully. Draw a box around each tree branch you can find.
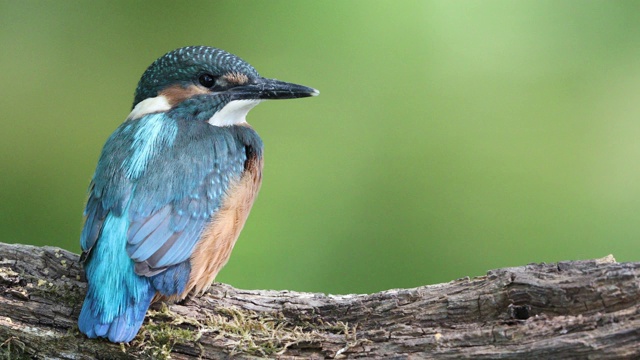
[1,242,639,359]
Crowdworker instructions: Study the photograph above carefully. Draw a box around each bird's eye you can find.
[198,74,216,88]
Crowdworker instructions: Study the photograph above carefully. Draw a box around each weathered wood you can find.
[1,242,639,359]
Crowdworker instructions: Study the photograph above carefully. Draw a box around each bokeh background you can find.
[1,1,639,294]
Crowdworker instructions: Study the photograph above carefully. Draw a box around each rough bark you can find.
[0,242,639,359]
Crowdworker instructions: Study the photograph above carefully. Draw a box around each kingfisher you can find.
[77,46,318,343]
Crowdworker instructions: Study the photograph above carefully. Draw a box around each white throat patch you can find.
[208,100,262,126]
[127,95,172,121]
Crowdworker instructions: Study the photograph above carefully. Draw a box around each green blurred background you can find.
[1,1,639,294]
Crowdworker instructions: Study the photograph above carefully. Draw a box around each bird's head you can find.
[128,46,318,125]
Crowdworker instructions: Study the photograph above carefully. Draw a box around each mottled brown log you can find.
[1,242,639,359]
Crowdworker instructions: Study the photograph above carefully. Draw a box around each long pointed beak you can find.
[228,78,319,100]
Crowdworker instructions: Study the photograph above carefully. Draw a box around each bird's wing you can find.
[80,114,249,277]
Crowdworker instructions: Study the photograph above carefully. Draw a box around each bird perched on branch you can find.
[78,46,318,343]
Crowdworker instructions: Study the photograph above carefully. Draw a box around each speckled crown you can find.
[133,46,259,107]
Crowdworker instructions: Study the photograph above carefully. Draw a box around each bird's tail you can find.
[78,213,155,343]
[78,285,154,343]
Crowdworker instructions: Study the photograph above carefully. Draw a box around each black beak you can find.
[229,78,319,100]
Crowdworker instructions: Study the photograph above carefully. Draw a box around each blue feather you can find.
[124,114,177,179]
[151,261,191,296]
[78,212,154,343]
[128,206,171,246]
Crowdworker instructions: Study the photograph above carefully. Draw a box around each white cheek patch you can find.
[127,95,172,120]
[208,100,262,126]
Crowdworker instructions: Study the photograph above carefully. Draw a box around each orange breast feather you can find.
[182,156,263,297]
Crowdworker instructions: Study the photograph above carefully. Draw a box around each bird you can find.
[77,46,318,343]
